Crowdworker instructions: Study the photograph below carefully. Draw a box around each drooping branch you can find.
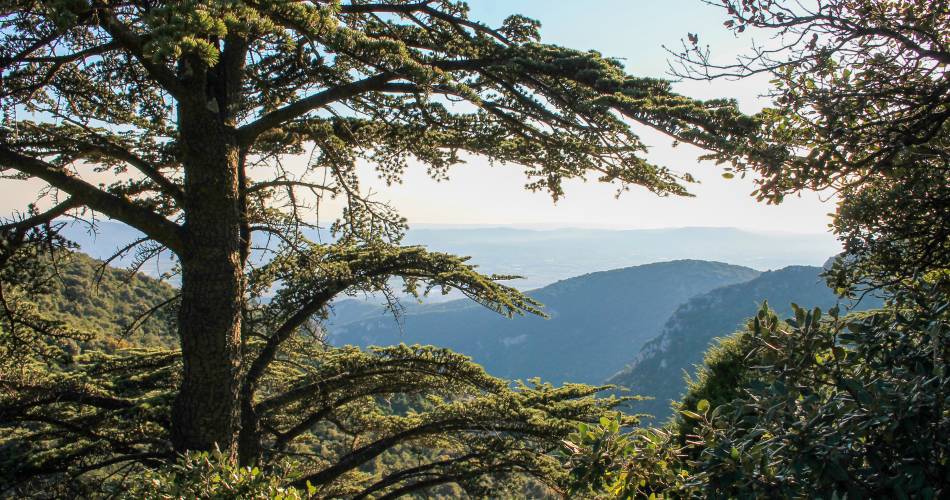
[291,416,547,488]
[266,377,444,453]
[373,471,493,500]
[351,453,480,499]
[254,345,509,413]
[243,244,542,394]
[247,344,620,494]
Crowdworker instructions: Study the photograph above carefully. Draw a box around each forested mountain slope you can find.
[329,260,760,384]
[608,266,881,420]
[21,252,178,353]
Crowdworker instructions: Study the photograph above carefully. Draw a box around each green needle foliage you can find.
[2,1,755,494]
[0,232,633,497]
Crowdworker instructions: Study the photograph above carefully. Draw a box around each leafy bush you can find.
[567,281,949,498]
[671,310,770,450]
[561,416,693,498]
[120,449,305,500]
[684,283,948,497]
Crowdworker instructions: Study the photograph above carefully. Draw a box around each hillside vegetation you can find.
[3,0,948,496]
[27,252,178,353]
[330,260,760,384]
[607,265,881,420]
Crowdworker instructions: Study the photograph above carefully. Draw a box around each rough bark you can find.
[170,103,246,456]
[238,397,262,466]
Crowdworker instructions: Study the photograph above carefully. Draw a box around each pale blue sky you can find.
[328,0,836,233]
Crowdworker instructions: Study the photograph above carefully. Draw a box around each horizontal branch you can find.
[0,146,185,254]
[246,180,336,195]
[237,72,399,145]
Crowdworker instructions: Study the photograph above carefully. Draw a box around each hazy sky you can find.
[327,0,836,233]
[1,1,837,235]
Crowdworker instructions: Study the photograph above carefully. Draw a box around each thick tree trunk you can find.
[170,106,246,455]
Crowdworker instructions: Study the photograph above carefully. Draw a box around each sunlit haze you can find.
[0,0,837,235]
[315,0,837,234]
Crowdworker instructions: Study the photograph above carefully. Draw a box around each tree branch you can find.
[3,41,119,66]
[0,387,135,415]
[74,140,185,204]
[0,198,80,232]
[237,72,399,145]
[291,418,465,488]
[244,245,539,402]
[352,452,480,499]
[242,287,340,395]
[339,2,511,44]
[246,180,336,195]
[90,3,188,100]
[0,146,184,254]
[375,469,498,500]
[292,418,544,488]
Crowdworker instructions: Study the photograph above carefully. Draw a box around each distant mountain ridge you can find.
[329,260,760,384]
[607,265,882,420]
[401,226,838,291]
[61,222,839,291]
